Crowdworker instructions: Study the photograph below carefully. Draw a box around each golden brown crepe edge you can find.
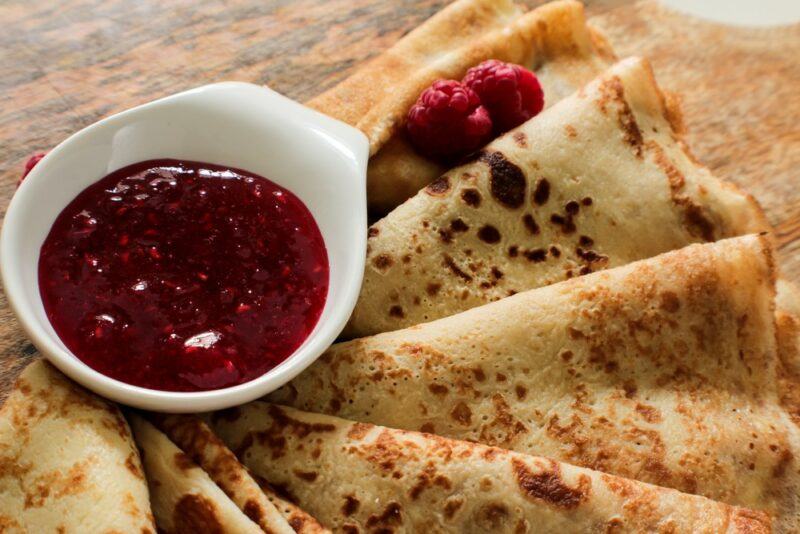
[364,1,617,213]
[306,0,522,131]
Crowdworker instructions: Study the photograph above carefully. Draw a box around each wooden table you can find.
[1,0,798,398]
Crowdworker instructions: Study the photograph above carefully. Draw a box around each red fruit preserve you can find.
[39,159,329,392]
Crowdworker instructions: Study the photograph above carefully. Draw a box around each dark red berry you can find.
[406,80,493,162]
[463,60,544,133]
[19,153,46,186]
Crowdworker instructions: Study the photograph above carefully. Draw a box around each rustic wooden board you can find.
[0,0,797,399]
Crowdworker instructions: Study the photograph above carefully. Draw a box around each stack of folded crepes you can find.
[307,0,616,213]
[342,55,767,336]
[0,360,329,534]
[2,1,798,532]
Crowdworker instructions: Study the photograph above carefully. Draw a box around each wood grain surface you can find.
[0,0,797,399]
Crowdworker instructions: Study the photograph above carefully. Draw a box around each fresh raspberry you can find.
[19,153,45,186]
[406,80,493,161]
[463,60,544,133]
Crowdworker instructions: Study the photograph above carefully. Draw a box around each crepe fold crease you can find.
[207,402,770,533]
[129,413,269,534]
[307,0,616,212]
[0,360,155,533]
[150,413,330,534]
[271,235,800,532]
[345,56,768,337]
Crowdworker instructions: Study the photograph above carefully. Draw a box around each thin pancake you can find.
[152,414,329,534]
[307,0,615,212]
[209,403,770,533]
[271,235,800,532]
[129,414,265,534]
[309,0,526,136]
[0,360,155,533]
[346,57,767,337]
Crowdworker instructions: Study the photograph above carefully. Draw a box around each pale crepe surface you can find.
[272,235,800,532]
[207,402,770,534]
[0,360,154,533]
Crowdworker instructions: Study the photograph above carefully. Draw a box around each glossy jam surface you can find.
[39,159,328,392]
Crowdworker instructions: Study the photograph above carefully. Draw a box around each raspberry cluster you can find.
[406,60,544,161]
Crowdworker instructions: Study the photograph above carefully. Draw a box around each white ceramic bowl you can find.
[0,82,368,412]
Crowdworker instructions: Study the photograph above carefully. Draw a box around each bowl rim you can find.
[0,82,369,412]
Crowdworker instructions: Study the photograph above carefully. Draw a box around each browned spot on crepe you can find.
[597,76,643,157]
[125,453,144,479]
[366,501,403,529]
[426,176,451,196]
[532,178,550,205]
[477,225,501,244]
[480,151,526,209]
[450,402,472,425]
[173,452,195,471]
[476,502,510,530]
[443,254,473,282]
[373,254,394,271]
[293,469,318,482]
[513,458,590,509]
[524,248,547,262]
[428,383,448,396]
[173,494,224,534]
[522,214,540,235]
[243,499,263,525]
[342,495,360,517]
[426,282,442,296]
[443,496,464,519]
[461,188,482,207]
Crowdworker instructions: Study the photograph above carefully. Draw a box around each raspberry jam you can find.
[38,159,329,392]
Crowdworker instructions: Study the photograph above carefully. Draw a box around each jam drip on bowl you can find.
[39,159,329,392]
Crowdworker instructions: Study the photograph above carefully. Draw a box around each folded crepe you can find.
[345,56,768,337]
[129,413,271,534]
[208,403,770,533]
[271,235,800,532]
[0,360,155,533]
[307,0,615,212]
[151,413,329,534]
